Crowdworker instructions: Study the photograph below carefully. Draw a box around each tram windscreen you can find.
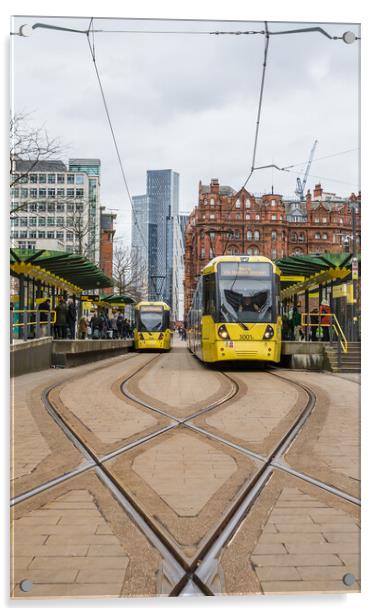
[218,262,274,323]
[138,309,164,332]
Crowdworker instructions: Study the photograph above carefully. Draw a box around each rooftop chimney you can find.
[313,183,323,199]
[210,178,220,194]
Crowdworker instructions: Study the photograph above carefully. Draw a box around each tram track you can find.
[12,347,360,597]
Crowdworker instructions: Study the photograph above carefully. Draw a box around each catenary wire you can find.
[86,19,159,297]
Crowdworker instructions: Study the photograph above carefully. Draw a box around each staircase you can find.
[324,342,361,373]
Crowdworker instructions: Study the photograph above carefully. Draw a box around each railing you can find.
[10,309,56,343]
[301,312,348,354]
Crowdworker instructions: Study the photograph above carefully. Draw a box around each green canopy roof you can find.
[101,293,135,305]
[10,249,114,292]
[276,252,361,298]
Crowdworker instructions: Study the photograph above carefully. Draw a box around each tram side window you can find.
[275,274,281,316]
[203,274,216,318]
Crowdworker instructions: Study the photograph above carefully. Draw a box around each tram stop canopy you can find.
[276,252,361,299]
[101,293,136,306]
[10,248,114,294]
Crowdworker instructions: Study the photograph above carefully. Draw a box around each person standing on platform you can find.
[292,304,302,341]
[78,315,88,340]
[55,297,68,339]
[67,298,77,339]
[320,299,331,342]
[310,307,319,341]
[38,298,51,337]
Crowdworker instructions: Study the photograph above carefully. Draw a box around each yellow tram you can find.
[187,256,282,363]
[133,301,172,351]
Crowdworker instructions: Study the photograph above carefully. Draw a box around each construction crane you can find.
[295,140,318,200]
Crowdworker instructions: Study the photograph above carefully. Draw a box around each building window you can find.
[271,248,277,259]
[271,199,276,206]
[67,188,75,198]
[291,233,298,241]
[271,231,277,241]
[75,174,84,185]
[245,199,251,208]
[19,217,28,226]
[67,174,75,184]
[56,231,64,240]
[11,218,19,226]
[247,230,252,240]
[66,232,73,240]
[210,214,215,219]
[47,217,55,226]
[339,218,343,224]
[29,203,37,212]
[56,216,64,226]
[254,230,260,240]
[201,247,205,258]
[38,202,46,212]
[235,198,241,208]
[47,203,55,212]
[39,188,46,198]
[209,232,216,241]
[29,230,37,238]
[57,188,65,197]
[29,217,37,227]
[271,214,277,220]
[322,233,328,240]
[255,214,260,220]
[252,246,259,255]
[245,214,250,220]
[38,174,46,183]
[236,213,241,220]
[30,174,38,184]
[48,188,56,198]
[48,174,56,184]
[38,231,45,239]
[57,174,65,184]
[21,188,28,198]
[19,230,27,238]
[315,217,320,223]
[76,188,84,198]
[11,188,19,198]
[315,232,321,239]
[322,217,327,223]
[210,198,215,206]
[11,231,19,238]
[234,230,240,240]
[30,188,38,198]
[47,231,55,239]
[38,217,46,226]
[56,203,65,212]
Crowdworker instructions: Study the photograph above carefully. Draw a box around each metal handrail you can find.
[301,312,348,353]
[11,309,56,326]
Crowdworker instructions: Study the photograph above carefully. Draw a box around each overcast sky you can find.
[12,16,360,245]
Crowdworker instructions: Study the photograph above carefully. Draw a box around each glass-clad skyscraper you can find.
[146,170,179,308]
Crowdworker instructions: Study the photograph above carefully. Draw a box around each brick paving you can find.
[193,371,306,456]
[218,471,360,595]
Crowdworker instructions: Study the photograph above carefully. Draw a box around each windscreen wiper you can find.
[220,303,249,330]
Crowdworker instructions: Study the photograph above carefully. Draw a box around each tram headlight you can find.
[218,325,230,340]
[263,325,274,339]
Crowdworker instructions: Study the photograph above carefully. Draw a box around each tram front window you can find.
[139,310,163,332]
[218,262,273,323]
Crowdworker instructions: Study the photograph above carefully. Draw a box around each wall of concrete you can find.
[51,339,134,368]
[10,338,53,377]
[281,341,326,370]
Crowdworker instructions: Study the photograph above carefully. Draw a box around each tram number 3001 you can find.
[239,334,253,341]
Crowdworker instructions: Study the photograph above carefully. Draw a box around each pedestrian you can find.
[38,298,51,337]
[319,299,331,342]
[310,307,319,341]
[116,313,124,338]
[54,297,68,339]
[78,315,88,340]
[90,312,101,339]
[292,304,302,341]
[123,318,131,339]
[67,298,77,339]
[110,314,118,339]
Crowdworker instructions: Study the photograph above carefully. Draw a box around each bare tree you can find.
[112,242,148,302]
[10,113,63,184]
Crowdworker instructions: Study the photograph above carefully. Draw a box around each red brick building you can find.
[184,179,361,316]
[99,207,117,294]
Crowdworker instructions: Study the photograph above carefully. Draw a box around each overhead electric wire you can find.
[86,19,159,297]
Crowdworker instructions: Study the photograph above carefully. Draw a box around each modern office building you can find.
[146,170,180,310]
[10,158,101,263]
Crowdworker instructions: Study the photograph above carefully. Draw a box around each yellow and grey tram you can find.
[187,256,282,363]
[134,301,172,351]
